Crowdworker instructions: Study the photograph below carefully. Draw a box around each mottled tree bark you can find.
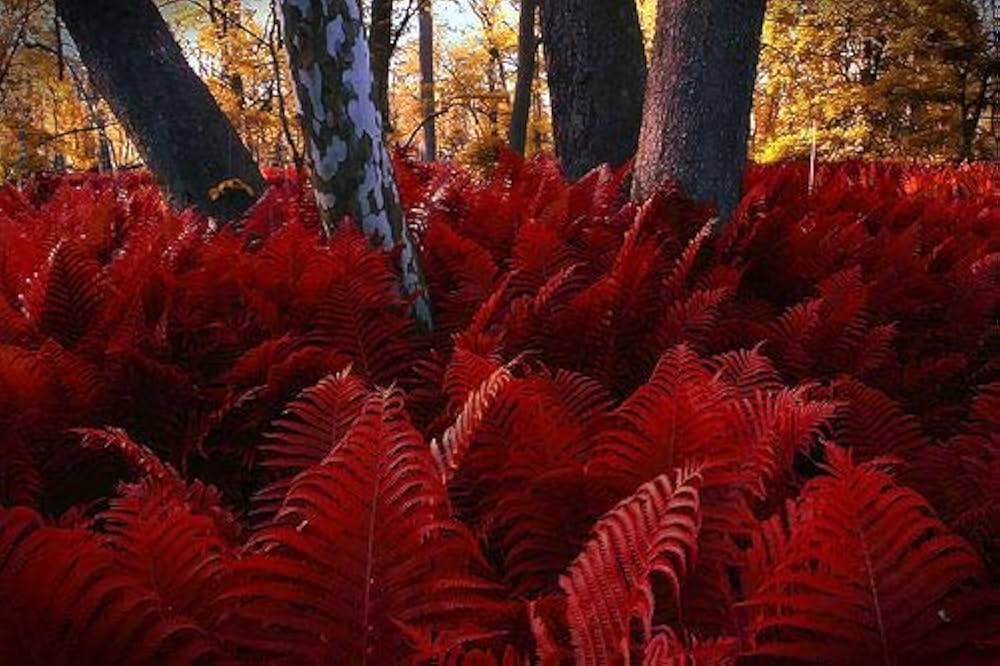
[539,0,647,180]
[55,0,265,222]
[370,0,393,129]
[418,0,437,161]
[508,0,537,156]
[631,0,768,223]
[281,0,432,330]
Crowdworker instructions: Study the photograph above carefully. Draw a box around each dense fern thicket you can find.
[0,156,996,664]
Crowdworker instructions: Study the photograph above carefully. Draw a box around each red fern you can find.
[432,355,522,482]
[0,160,995,663]
[642,628,739,665]
[220,390,518,662]
[560,466,702,665]
[743,446,991,664]
[252,366,368,520]
[21,239,107,348]
[0,501,231,664]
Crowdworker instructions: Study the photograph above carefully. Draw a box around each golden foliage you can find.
[389,0,553,168]
[753,0,996,162]
[0,0,993,180]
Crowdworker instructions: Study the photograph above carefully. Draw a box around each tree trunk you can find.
[958,68,990,162]
[418,1,437,161]
[281,0,432,330]
[539,0,647,180]
[55,0,265,222]
[370,0,393,130]
[631,0,768,223]
[508,0,537,156]
[531,51,546,153]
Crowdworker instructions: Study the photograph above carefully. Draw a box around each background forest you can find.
[1,0,997,181]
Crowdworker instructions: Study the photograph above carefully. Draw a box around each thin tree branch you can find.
[402,105,457,150]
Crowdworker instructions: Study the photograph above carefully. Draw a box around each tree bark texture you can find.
[281,0,432,330]
[55,0,265,222]
[508,0,537,156]
[418,1,437,161]
[539,0,647,180]
[631,0,768,223]
[370,0,393,129]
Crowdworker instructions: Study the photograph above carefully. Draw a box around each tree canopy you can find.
[1,0,996,182]
[754,0,998,161]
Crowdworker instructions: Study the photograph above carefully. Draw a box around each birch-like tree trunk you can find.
[418,0,437,161]
[281,0,432,330]
[631,0,768,223]
[508,0,537,156]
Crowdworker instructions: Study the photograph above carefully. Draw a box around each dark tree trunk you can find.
[370,0,393,130]
[508,0,537,156]
[631,0,768,223]
[539,0,646,180]
[958,68,990,162]
[55,0,265,222]
[281,0,432,330]
[418,1,437,161]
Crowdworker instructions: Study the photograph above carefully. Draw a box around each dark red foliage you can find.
[0,156,996,664]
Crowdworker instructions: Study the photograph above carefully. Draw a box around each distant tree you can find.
[370,0,394,127]
[418,0,437,160]
[632,0,767,222]
[55,0,265,222]
[281,0,432,330]
[175,0,303,169]
[369,0,422,134]
[508,0,537,156]
[391,0,540,168]
[539,0,647,179]
[0,1,46,97]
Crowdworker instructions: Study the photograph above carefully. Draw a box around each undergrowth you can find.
[0,155,996,663]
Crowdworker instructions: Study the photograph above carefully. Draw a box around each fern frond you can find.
[74,427,173,482]
[592,346,731,493]
[825,378,932,461]
[661,219,714,301]
[0,431,41,507]
[743,445,990,664]
[646,287,733,358]
[0,505,230,664]
[432,356,522,483]
[907,386,998,570]
[561,466,702,665]
[642,627,739,665]
[21,239,106,348]
[221,390,516,662]
[706,345,785,397]
[0,296,35,344]
[456,271,519,350]
[529,263,588,320]
[765,297,824,379]
[546,369,616,428]
[727,385,839,495]
[252,367,368,520]
[304,226,419,383]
